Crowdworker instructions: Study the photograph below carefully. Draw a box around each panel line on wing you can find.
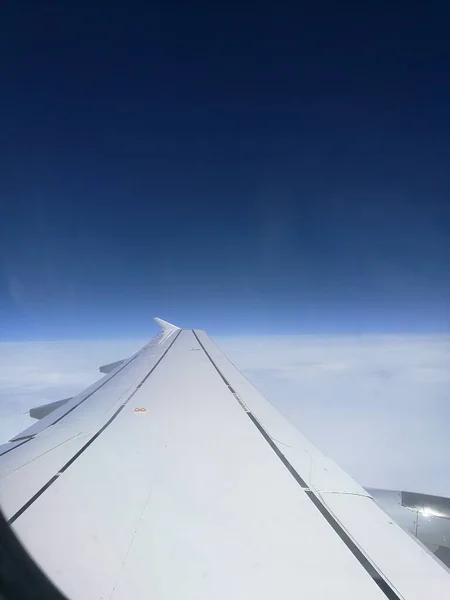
[47,346,144,429]
[0,439,32,458]
[192,330,402,600]
[8,330,181,525]
[11,348,144,443]
[192,331,249,413]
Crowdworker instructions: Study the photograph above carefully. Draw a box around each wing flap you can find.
[192,328,450,598]
[193,329,367,496]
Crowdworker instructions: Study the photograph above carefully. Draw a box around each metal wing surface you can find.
[1,320,449,600]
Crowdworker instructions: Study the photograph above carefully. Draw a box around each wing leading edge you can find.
[0,320,449,600]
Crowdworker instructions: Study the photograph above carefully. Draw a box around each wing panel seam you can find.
[8,330,181,525]
[0,439,32,458]
[11,343,145,443]
[191,329,403,600]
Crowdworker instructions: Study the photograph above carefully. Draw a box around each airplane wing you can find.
[1,319,449,600]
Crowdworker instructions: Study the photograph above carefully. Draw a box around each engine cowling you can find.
[367,487,450,569]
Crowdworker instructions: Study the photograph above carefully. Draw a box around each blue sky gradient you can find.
[1,1,449,339]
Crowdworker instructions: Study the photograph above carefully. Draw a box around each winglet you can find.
[154,317,180,334]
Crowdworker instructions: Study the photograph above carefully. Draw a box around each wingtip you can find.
[154,317,181,332]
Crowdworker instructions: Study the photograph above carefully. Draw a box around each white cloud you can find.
[218,334,450,496]
[0,334,449,497]
[0,340,144,443]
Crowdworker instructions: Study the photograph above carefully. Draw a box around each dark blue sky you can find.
[1,1,449,339]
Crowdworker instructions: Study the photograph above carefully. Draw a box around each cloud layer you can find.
[0,340,144,443]
[219,334,450,496]
[1,334,449,496]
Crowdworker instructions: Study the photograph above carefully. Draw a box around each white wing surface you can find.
[1,320,449,600]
